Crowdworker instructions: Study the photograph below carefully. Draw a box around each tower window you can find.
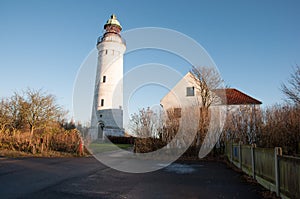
[103,76,106,83]
[101,99,104,106]
[105,50,108,55]
[186,87,195,96]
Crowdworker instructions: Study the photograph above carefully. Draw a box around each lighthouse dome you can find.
[104,14,122,30]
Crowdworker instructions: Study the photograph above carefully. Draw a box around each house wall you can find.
[160,72,201,110]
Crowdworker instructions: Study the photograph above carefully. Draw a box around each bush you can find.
[134,138,166,153]
[222,104,300,155]
[49,129,81,153]
[258,105,300,155]
[106,136,135,144]
[0,127,82,155]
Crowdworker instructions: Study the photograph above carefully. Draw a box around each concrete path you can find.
[0,156,264,198]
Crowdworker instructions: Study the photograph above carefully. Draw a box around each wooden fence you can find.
[225,142,300,199]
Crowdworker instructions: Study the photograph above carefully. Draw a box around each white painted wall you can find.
[89,32,126,140]
[160,72,201,110]
[97,34,126,111]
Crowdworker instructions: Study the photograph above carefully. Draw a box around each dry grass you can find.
[0,149,79,158]
[0,127,83,157]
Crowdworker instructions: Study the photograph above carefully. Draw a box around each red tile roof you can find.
[213,88,262,105]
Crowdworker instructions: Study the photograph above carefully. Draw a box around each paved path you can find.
[0,156,264,199]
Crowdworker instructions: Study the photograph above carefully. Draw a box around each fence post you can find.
[274,147,282,197]
[239,141,242,169]
[251,144,256,179]
[230,141,233,163]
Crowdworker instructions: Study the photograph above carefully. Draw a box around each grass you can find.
[88,143,133,153]
[0,143,133,157]
[0,149,79,158]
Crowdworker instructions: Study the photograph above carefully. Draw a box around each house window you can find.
[186,87,195,96]
[103,76,106,83]
[101,99,104,106]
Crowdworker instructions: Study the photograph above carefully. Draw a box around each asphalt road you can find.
[0,156,264,199]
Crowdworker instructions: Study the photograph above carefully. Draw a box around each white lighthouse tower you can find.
[90,14,126,140]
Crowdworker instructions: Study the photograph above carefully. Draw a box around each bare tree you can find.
[162,107,199,149]
[162,108,180,143]
[281,65,300,105]
[191,66,224,108]
[222,105,261,144]
[0,89,85,154]
[129,107,164,138]
[0,94,26,133]
[259,105,300,155]
[0,99,10,133]
[8,93,26,131]
[20,89,65,144]
[190,66,224,147]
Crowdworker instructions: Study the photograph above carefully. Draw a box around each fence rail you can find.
[225,142,300,199]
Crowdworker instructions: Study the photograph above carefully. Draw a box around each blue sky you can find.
[1,0,300,123]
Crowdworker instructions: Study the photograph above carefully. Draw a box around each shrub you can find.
[106,136,135,144]
[134,138,166,153]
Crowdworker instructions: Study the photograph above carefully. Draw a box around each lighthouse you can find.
[90,14,126,140]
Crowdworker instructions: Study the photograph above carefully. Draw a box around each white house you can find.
[160,71,262,148]
[160,72,262,113]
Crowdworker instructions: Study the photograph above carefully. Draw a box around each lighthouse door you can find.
[98,121,105,139]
